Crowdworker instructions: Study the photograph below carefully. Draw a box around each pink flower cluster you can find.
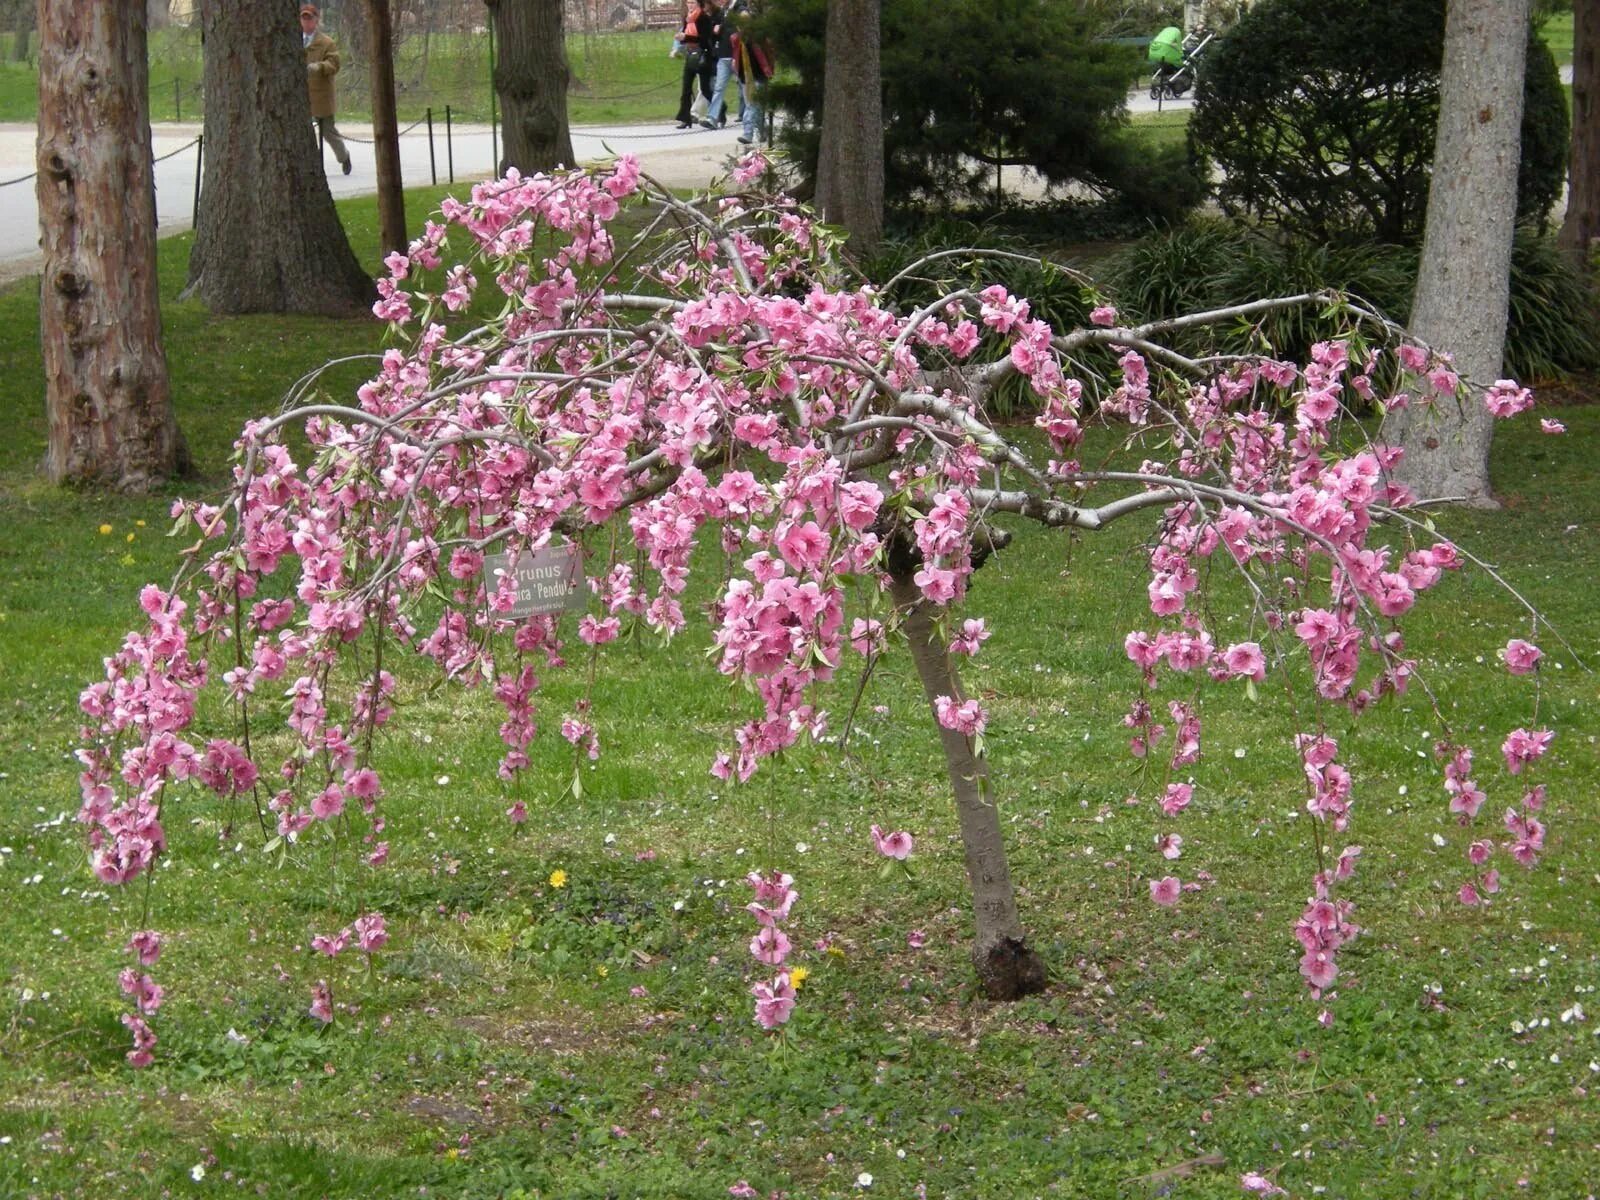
[746,870,798,1030]
[119,930,163,1067]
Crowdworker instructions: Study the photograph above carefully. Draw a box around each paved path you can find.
[0,118,753,282]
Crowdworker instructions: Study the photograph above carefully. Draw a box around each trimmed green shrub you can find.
[1190,0,1569,241]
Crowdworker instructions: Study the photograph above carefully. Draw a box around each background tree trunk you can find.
[815,0,884,256]
[366,0,407,255]
[1561,0,1598,267]
[486,0,573,175]
[11,0,33,61]
[888,570,1047,1001]
[37,0,188,491]
[184,0,372,316]
[147,0,171,31]
[1381,0,1529,507]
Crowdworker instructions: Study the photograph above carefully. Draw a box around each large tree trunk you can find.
[815,0,884,256]
[888,570,1047,1002]
[366,0,407,255]
[184,0,371,316]
[1381,0,1529,507]
[486,0,573,175]
[1561,0,1599,268]
[37,0,188,491]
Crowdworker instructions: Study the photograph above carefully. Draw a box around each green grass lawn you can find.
[1,189,1598,1199]
[0,27,685,128]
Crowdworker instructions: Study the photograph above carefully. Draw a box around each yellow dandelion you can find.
[826,945,845,960]
[596,965,609,979]
[134,519,146,527]
[549,869,568,889]
[788,966,809,990]
[125,532,136,543]
[98,524,112,535]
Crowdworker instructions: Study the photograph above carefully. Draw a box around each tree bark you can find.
[888,570,1047,1002]
[1382,0,1529,508]
[1561,0,1599,268]
[184,0,372,316]
[37,0,188,491]
[366,0,407,255]
[486,0,574,175]
[815,0,884,256]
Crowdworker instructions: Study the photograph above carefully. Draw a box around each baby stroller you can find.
[1147,25,1214,101]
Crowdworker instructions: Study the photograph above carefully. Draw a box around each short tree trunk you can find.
[486,0,574,175]
[184,0,372,316]
[37,0,188,491]
[888,571,1047,1001]
[366,0,407,255]
[1561,0,1599,268]
[815,0,884,256]
[1382,0,1529,507]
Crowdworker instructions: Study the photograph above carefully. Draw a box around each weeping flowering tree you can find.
[77,153,1562,1066]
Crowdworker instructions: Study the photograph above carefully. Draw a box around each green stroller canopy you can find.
[1148,26,1184,67]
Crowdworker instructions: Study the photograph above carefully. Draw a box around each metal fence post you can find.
[426,106,437,186]
[174,77,181,123]
[445,104,454,184]
[191,133,203,229]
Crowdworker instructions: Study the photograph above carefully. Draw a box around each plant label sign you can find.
[484,544,585,617]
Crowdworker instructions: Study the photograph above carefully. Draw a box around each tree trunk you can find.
[486,0,574,175]
[366,0,407,255]
[815,0,884,256]
[1561,0,1599,268]
[11,1,33,61]
[1381,0,1529,508]
[184,0,371,316]
[147,0,170,31]
[888,571,1047,1002]
[37,0,188,491]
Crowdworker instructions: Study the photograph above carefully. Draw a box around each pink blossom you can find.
[1221,641,1267,682]
[126,930,163,967]
[907,929,927,949]
[750,926,792,965]
[1501,727,1553,775]
[1539,418,1566,434]
[353,912,389,953]
[870,824,914,860]
[751,973,797,1028]
[1090,305,1118,326]
[1501,639,1542,675]
[312,928,351,957]
[933,695,986,737]
[309,980,334,1024]
[1484,380,1534,418]
[1149,876,1181,906]
[1240,1173,1288,1197]
[1161,782,1193,816]
[1156,833,1183,860]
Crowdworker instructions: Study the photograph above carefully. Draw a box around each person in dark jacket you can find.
[702,0,746,130]
[673,0,719,129]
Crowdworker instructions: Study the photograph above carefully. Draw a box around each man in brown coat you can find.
[300,4,351,175]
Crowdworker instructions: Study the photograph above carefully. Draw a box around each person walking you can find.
[702,0,746,130]
[672,0,718,130]
[732,11,774,146]
[301,3,351,175]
